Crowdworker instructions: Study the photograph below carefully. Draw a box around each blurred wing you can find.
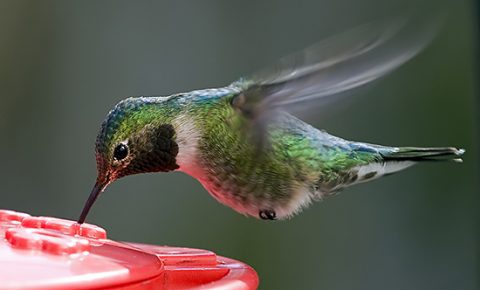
[231,15,440,123]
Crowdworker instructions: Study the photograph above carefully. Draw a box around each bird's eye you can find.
[113,143,129,160]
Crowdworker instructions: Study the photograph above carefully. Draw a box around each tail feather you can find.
[381,147,465,162]
[350,146,464,184]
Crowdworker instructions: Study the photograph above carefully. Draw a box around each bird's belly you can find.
[199,179,258,217]
[193,171,315,220]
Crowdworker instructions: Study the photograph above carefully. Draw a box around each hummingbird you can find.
[78,17,464,223]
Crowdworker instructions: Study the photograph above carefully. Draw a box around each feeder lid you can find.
[0,209,258,290]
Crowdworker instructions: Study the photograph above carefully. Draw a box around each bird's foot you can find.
[259,209,276,220]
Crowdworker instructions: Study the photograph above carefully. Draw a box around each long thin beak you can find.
[77,179,108,224]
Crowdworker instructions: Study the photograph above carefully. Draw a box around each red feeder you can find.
[0,209,259,289]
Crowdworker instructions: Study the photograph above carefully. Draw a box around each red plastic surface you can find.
[0,209,258,290]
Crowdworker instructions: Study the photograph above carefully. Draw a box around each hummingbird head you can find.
[78,97,179,223]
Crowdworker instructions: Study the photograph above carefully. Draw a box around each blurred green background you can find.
[0,0,477,289]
